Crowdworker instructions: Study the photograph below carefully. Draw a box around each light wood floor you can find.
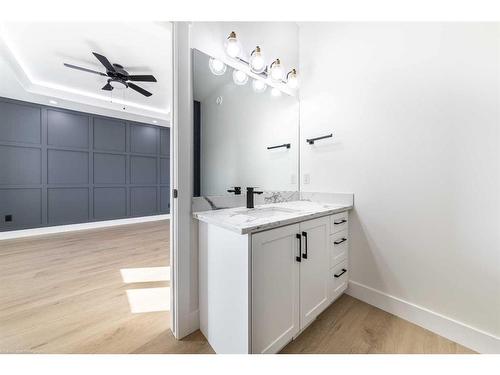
[281,294,474,354]
[0,220,211,354]
[0,221,473,354]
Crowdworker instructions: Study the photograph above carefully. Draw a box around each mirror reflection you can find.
[192,49,299,197]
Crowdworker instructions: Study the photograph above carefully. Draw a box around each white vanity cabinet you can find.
[198,208,350,354]
[252,216,330,354]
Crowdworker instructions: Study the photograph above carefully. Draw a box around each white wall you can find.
[299,23,500,348]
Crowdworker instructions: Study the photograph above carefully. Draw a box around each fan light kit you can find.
[63,52,157,97]
[221,31,299,93]
[109,79,127,90]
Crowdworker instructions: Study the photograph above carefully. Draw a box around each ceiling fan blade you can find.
[92,52,116,72]
[128,82,152,97]
[64,63,107,76]
[128,75,157,82]
[102,83,113,91]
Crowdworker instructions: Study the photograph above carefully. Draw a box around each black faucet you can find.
[227,186,241,195]
[246,187,263,209]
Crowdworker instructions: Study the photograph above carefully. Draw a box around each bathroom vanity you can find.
[191,48,353,353]
[195,200,352,354]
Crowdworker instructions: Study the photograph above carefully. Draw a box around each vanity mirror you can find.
[192,49,299,197]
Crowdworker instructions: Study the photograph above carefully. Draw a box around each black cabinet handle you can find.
[334,219,347,225]
[296,234,302,262]
[334,268,347,278]
[301,231,308,259]
[334,238,347,245]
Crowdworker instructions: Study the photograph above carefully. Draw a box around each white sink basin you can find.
[239,207,300,219]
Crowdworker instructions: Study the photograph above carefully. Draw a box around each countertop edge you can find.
[193,204,353,235]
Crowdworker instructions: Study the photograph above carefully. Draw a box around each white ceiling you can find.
[0,22,171,125]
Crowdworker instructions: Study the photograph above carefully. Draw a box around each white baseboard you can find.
[0,214,171,240]
[346,280,500,354]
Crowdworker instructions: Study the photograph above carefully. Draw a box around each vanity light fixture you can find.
[286,69,299,89]
[225,31,241,58]
[222,31,301,93]
[270,87,282,97]
[209,57,227,76]
[252,79,267,93]
[269,59,284,82]
[249,46,266,73]
[232,69,248,85]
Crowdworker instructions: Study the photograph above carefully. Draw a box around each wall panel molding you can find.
[0,96,170,232]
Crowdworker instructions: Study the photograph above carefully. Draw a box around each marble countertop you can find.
[193,200,353,235]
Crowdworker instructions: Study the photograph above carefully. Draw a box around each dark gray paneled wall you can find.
[0,97,170,232]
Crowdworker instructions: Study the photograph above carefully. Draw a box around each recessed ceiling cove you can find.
[0,22,171,121]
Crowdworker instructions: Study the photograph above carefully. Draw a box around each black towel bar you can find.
[267,143,291,150]
[306,133,333,144]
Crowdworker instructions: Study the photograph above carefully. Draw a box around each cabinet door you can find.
[252,224,300,354]
[299,216,330,329]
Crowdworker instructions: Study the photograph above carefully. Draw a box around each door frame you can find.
[170,21,198,339]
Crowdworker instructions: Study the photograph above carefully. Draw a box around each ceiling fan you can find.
[64,52,157,97]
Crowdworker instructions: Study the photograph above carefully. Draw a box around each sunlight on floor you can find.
[126,287,170,313]
[120,266,170,283]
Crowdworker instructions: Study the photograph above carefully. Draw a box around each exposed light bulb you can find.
[271,87,282,97]
[252,79,267,93]
[209,57,226,76]
[49,100,58,105]
[232,70,248,85]
[249,46,266,73]
[269,58,284,82]
[286,69,299,89]
[225,31,241,58]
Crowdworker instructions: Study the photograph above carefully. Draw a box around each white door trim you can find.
[171,21,199,339]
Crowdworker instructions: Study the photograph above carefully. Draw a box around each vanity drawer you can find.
[331,211,348,234]
[330,230,348,267]
[330,260,348,302]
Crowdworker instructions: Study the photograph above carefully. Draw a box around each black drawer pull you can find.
[334,268,347,278]
[334,219,347,225]
[334,238,347,245]
[296,234,302,262]
[301,231,308,259]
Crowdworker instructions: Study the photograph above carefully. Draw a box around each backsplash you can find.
[192,191,299,212]
[192,191,354,212]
